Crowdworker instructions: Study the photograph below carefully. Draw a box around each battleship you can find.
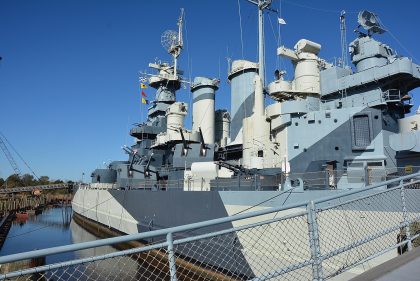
[72,1,420,277]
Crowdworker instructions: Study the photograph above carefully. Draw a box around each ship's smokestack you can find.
[166,102,188,136]
[228,60,259,143]
[191,77,218,144]
[215,110,231,147]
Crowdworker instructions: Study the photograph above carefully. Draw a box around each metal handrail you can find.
[0,183,69,194]
[1,172,419,265]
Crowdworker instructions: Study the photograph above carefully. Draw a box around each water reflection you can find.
[1,207,164,280]
[0,206,75,264]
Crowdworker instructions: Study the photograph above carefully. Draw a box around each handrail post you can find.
[324,171,329,189]
[400,180,413,251]
[166,232,178,281]
[364,165,369,187]
[307,200,324,281]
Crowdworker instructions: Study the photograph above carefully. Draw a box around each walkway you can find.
[351,247,420,281]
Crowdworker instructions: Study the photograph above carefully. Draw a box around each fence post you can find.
[255,174,258,190]
[307,200,324,281]
[166,232,178,281]
[399,180,413,251]
[364,165,369,187]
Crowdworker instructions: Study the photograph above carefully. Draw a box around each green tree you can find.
[0,178,4,187]
[5,174,21,188]
[38,176,50,185]
[22,174,35,186]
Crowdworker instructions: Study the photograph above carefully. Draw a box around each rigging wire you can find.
[231,186,297,216]
[262,6,267,84]
[267,13,278,57]
[184,10,192,84]
[237,0,245,59]
[276,0,282,71]
[218,56,221,81]
[282,0,357,14]
[150,184,300,245]
[183,11,194,128]
[378,18,419,64]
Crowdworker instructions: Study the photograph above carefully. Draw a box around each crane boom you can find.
[0,135,21,175]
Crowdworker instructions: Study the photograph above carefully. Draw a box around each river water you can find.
[0,207,154,280]
[0,207,117,264]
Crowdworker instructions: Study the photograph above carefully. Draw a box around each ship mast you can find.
[173,8,184,79]
[340,10,348,68]
[247,0,273,87]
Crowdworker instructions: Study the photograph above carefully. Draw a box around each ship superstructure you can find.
[73,4,420,277]
[89,7,420,191]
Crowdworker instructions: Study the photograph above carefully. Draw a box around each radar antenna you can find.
[160,8,184,79]
[161,30,179,53]
[356,10,386,36]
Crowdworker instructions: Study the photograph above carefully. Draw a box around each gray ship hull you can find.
[72,187,420,278]
[72,188,346,235]
[72,188,346,277]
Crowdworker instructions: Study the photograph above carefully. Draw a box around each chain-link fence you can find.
[1,173,420,281]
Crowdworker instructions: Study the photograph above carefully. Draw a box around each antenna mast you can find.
[246,0,273,87]
[173,8,184,79]
[340,10,348,68]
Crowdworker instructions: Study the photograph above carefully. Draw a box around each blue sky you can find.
[1,0,419,181]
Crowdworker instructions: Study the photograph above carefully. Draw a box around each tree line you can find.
[0,174,71,188]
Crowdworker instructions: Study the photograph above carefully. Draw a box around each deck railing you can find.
[83,166,420,191]
[0,183,70,194]
[1,173,420,280]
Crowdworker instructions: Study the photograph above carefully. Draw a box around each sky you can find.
[1,0,420,182]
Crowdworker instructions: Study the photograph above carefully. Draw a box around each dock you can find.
[0,213,13,250]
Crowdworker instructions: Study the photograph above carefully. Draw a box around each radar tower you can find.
[340,10,348,68]
[161,8,184,79]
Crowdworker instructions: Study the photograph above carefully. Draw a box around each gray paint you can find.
[229,67,258,141]
[75,15,420,274]
[191,77,218,103]
[110,189,254,277]
[91,169,117,183]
